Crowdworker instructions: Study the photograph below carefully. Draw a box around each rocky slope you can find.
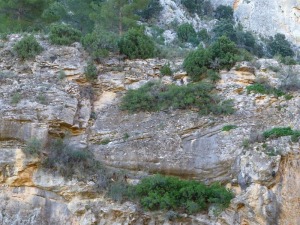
[160,0,300,46]
[1,35,300,225]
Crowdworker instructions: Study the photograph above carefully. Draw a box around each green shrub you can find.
[131,175,233,214]
[183,47,212,81]
[36,93,48,105]
[58,70,66,80]
[210,36,240,70]
[11,93,21,104]
[267,33,294,57]
[82,29,118,60]
[181,0,213,17]
[280,56,297,65]
[242,139,250,149]
[84,61,98,81]
[13,35,43,60]
[207,69,220,82]
[291,131,300,142]
[198,29,210,44]
[222,125,237,131]
[121,81,234,115]
[43,139,103,180]
[177,23,198,45]
[139,0,163,21]
[263,127,294,139]
[246,83,285,97]
[24,138,42,156]
[213,19,236,42]
[183,36,240,81]
[100,138,110,145]
[118,28,156,59]
[160,63,172,76]
[49,23,82,45]
[214,5,234,21]
[107,182,130,202]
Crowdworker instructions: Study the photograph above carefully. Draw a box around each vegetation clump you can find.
[267,33,294,58]
[84,61,98,81]
[49,23,82,45]
[13,35,43,60]
[263,127,295,139]
[121,81,234,115]
[42,139,103,180]
[222,125,237,131]
[177,23,198,45]
[82,29,118,60]
[11,93,22,104]
[183,36,240,81]
[118,28,156,59]
[130,175,234,214]
[24,138,42,156]
[246,83,285,97]
[181,0,213,17]
[160,63,172,76]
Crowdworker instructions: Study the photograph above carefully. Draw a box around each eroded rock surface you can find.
[1,36,300,224]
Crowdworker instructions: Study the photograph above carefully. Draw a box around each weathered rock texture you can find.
[215,0,300,45]
[160,0,300,45]
[1,35,300,224]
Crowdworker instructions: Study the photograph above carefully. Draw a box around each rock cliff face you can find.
[160,0,300,45]
[1,35,300,224]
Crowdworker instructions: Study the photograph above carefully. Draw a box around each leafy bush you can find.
[246,83,285,97]
[177,23,198,45]
[13,35,43,60]
[131,175,234,214]
[263,127,294,139]
[82,29,118,60]
[49,23,82,45]
[213,19,236,42]
[160,63,172,76]
[183,36,240,81]
[118,28,156,59]
[210,36,240,70]
[181,0,213,17]
[43,139,103,180]
[36,93,48,105]
[262,127,300,142]
[84,61,98,81]
[11,93,21,104]
[121,81,234,115]
[139,0,163,21]
[24,138,42,156]
[267,33,294,57]
[214,5,234,21]
[107,182,130,202]
[291,131,300,142]
[198,29,211,44]
[100,138,110,145]
[222,125,237,131]
[183,47,212,81]
[280,56,297,65]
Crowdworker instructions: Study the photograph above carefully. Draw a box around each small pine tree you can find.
[267,33,294,57]
[49,24,82,45]
[177,23,198,45]
[118,28,156,59]
[13,35,43,60]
